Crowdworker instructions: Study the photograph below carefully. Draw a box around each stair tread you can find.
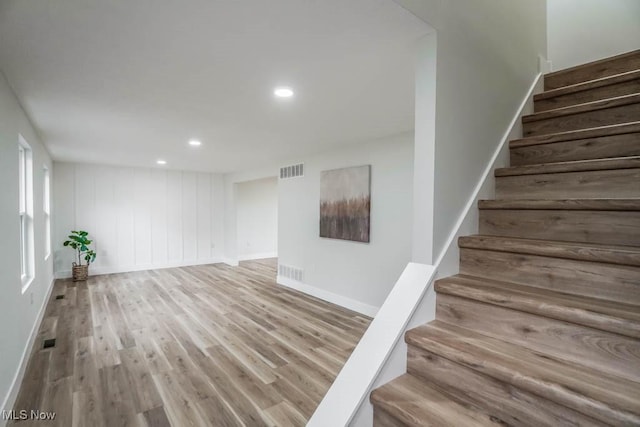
[478,198,640,211]
[510,121,640,148]
[495,155,640,177]
[406,321,640,425]
[535,69,640,101]
[546,49,640,77]
[435,274,640,338]
[522,93,640,123]
[545,49,640,90]
[370,374,503,426]
[458,235,640,266]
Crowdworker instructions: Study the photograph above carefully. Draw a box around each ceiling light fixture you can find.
[189,139,202,147]
[274,87,294,98]
[156,159,167,165]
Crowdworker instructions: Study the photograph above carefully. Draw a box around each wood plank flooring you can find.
[9,259,370,427]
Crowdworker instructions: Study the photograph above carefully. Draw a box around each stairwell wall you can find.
[547,0,640,70]
[396,0,547,265]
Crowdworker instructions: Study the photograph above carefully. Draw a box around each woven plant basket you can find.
[72,263,89,282]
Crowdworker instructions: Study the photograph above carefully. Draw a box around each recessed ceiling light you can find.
[156,159,167,165]
[274,87,294,98]
[189,139,202,147]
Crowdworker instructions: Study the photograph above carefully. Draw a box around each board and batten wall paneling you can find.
[167,170,184,262]
[150,169,169,265]
[182,172,198,261]
[53,162,224,277]
[134,169,153,266]
[115,167,135,269]
[197,173,213,260]
[94,166,118,269]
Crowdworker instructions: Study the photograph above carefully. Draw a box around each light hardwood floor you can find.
[9,259,370,427]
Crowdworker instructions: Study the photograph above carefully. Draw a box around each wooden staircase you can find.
[370,50,640,426]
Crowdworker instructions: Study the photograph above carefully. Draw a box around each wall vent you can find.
[278,263,304,282]
[280,163,304,179]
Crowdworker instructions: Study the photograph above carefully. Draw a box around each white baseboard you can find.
[237,252,278,261]
[277,275,379,317]
[538,54,552,73]
[221,258,239,267]
[1,276,56,424]
[54,257,224,279]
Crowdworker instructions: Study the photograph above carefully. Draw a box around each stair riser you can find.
[459,248,640,305]
[436,279,640,339]
[510,131,640,166]
[373,407,406,427]
[495,168,640,199]
[523,102,640,137]
[436,294,640,382]
[479,209,640,246]
[407,346,606,427]
[544,50,640,90]
[535,78,640,112]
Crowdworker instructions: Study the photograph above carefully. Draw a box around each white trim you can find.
[237,252,278,261]
[277,275,379,317]
[43,165,52,260]
[1,276,56,424]
[538,54,553,74]
[307,263,436,427]
[55,258,224,279]
[221,258,239,267]
[20,276,34,294]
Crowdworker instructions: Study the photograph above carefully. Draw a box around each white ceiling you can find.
[0,0,430,173]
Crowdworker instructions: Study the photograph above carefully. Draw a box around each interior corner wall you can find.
[277,133,414,314]
[236,177,278,260]
[547,0,640,70]
[396,0,547,262]
[52,162,225,277]
[412,32,437,265]
[0,72,54,415]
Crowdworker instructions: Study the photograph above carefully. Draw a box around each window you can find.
[19,136,34,292]
[43,166,51,259]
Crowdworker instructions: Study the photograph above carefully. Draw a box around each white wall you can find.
[396,0,547,263]
[222,164,282,265]
[277,133,414,315]
[236,177,278,260]
[548,0,640,70]
[412,32,437,264]
[53,162,224,277]
[0,72,54,415]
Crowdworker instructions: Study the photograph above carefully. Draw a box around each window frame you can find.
[43,165,51,260]
[19,135,34,293]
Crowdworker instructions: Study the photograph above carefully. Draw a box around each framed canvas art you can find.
[319,165,370,243]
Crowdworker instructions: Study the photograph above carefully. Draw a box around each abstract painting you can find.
[320,165,370,243]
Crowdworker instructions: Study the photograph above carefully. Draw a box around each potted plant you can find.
[63,230,97,281]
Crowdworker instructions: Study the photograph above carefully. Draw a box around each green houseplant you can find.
[63,230,96,281]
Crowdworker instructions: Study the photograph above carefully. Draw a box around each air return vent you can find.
[280,163,304,179]
[278,263,304,282]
